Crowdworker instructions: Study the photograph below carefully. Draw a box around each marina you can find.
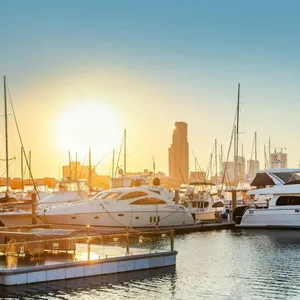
[1,1,300,299]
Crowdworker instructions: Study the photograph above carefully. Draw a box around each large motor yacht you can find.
[38,186,195,228]
[235,182,300,228]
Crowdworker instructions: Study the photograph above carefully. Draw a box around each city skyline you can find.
[1,1,300,178]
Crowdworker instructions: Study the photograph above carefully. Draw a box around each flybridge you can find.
[250,168,300,187]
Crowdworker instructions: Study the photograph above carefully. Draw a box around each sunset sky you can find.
[1,1,300,178]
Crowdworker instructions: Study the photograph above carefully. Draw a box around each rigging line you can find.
[78,155,87,179]
[221,111,237,187]
[205,144,214,181]
[247,134,255,176]
[7,86,40,201]
[192,151,204,173]
[99,201,185,233]
[114,136,124,178]
[80,153,108,179]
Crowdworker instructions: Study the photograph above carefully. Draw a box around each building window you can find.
[150,217,152,223]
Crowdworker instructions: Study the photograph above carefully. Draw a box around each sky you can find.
[0,0,300,178]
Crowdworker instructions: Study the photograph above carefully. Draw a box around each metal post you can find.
[87,238,90,260]
[170,229,174,251]
[31,192,37,225]
[232,189,237,211]
[125,227,130,255]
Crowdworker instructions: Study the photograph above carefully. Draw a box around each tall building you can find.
[189,171,206,183]
[270,150,287,168]
[169,122,189,186]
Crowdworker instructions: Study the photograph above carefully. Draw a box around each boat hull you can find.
[38,209,194,228]
[0,212,43,227]
[239,207,300,228]
[194,211,216,221]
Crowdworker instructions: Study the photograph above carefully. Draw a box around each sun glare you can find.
[55,99,123,157]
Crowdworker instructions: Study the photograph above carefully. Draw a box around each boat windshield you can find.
[111,178,134,188]
[273,172,300,183]
[54,181,87,192]
[94,191,122,200]
[24,185,48,192]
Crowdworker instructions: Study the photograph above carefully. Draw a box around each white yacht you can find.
[38,186,195,228]
[237,183,300,228]
[184,182,224,221]
[0,178,89,227]
[186,192,224,221]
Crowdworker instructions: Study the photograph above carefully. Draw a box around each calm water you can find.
[1,229,300,300]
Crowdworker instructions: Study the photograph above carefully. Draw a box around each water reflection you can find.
[2,230,300,299]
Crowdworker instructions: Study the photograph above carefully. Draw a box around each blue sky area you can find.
[0,1,300,177]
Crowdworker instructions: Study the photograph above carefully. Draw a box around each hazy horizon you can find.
[1,1,300,178]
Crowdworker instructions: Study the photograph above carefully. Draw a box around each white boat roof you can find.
[257,168,300,173]
[58,178,87,183]
[249,184,300,195]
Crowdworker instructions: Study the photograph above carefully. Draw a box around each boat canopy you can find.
[250,169,300,187]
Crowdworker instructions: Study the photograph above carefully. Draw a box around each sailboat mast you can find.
[28,150,31,179]
[21,147,24,191]
[234,125,237,185]
[124,129,126,175]
[255,132,257,161]
[235,83,240,185]
[3,76,9,191]
[75,152,78,180]
[220,144,223,174]
[264,145,267,169]
[268,137,271,168]
[112,149,115,178]
[215,139,217,182]
[88,146,92,189]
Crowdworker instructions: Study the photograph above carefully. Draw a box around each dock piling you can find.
[31,193,37,225]
[170,229,174,251]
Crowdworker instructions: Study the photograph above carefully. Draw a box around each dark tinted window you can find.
[274,172,300,183]
[119,191,148,200]
[276,196,300,206]
[131,197,166,205]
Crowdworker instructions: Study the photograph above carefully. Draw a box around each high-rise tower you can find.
[169,122,189,186]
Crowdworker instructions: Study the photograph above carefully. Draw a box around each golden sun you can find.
[55,99,123,157]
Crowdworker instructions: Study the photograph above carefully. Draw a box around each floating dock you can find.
[0,228,176,285]
[0,251,177,285]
